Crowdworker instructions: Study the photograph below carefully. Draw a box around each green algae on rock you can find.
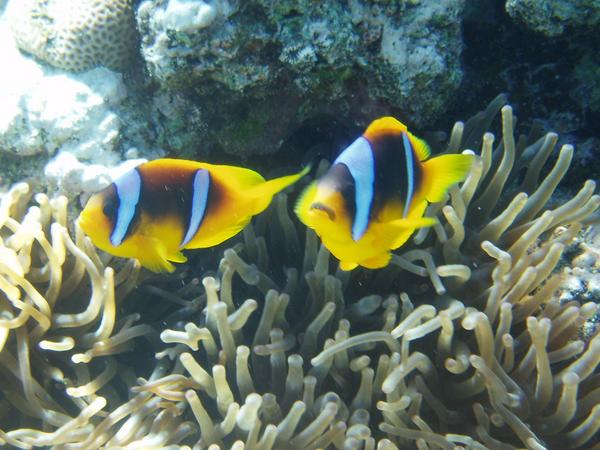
[505,0,600,36]
[137,0,465,157]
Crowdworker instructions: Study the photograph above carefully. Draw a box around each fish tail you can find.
[422,154,474,203]
[250,165,311,212]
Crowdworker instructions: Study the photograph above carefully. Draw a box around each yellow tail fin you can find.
[250,165,311,212]
[422,154,474,203]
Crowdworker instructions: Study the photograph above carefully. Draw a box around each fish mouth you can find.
[310,202,336,221]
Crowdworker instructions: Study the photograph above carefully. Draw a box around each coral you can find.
[558,227,600,314]
[6,0,138,72]
[136,0,465,156]
[1,97,599,449]
[0,18,126,161]
[44,152,149,196]
[505,0,600,36]
[0,16,144,192]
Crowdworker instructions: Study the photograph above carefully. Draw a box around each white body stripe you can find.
[180,169,210,248]
[402,133,415,218]
[110,169,141,246]
[334,136,375,241]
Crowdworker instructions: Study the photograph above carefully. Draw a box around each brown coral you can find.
[7,0,137,72]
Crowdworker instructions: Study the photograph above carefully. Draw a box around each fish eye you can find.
[102,197,118,219]
[310,202,336,221]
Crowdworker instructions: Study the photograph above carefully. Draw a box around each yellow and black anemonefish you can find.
[295,117,474,271]
[78,159,309,273]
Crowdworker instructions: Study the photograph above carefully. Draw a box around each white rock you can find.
[0,18,126,160]
[158,0,217,32]
[45,152,147,195]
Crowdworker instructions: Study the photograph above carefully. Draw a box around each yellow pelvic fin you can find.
[387,216,437,249]
[361,252,392,269]
[339,260,359,271]
[388,216,438,230]
[249,165,311,213]
[294,181,318,225]
[422,154,474,203]
[407,131,431,161]
[129,231,189,273]
[136,239,178,273]
[167,250,187,263]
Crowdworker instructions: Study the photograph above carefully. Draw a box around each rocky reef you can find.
[0,97,598,449]
[505,0,600,36]
[136,0,465,157]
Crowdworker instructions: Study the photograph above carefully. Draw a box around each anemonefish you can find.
[295,117,474,271]
[79,159,309,273]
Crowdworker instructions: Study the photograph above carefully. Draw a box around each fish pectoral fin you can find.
[387,217,437,250]
[168,250,187,263]
[388,216,438,230]
[339,260,359,271]
[361,252,392,269]
[184,218,250,249]
[294,181,318,225]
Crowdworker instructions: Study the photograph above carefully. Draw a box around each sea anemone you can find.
[0,95,598,449]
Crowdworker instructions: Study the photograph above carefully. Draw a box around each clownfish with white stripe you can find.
[78,159,309,273]
[295,117,474,271]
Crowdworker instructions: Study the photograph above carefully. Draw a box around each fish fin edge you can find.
[407,131,431,161]
[339,260,359,271]
[361,252,392,269]
[294,181,318,226]
[135,237,188,273]
[183,218,250,250]
[387,217,437,249]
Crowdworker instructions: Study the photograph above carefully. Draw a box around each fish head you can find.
[77,185,119,251]
[305,180,354,242]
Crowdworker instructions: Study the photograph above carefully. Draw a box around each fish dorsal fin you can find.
[363,117,431,161]
[406,131,431,161]
[364,116,408,140]
[422,154,474,203]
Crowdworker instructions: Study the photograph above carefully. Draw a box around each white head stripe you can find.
[180,169,210,248]
[402,133,415,218]
[334,136,375,241]
[110,169,141,246]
